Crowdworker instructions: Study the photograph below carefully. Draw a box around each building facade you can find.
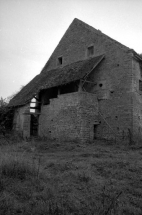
[9,18,142,142]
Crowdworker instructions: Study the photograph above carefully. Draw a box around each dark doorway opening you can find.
[93,125,98,139]
[30,114,39,136]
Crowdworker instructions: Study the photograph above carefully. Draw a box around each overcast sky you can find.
[0,0,142,99]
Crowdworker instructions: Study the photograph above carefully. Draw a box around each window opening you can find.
[93,125,98,139]
[87,46,94,57]
[57,56,63,65]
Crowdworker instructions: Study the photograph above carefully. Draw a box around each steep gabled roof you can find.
[72,18,131,52]
[9,54,104,107]
[40,18,142,77]
[73,18,142,59]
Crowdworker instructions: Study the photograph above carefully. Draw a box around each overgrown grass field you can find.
[0,137,142,214]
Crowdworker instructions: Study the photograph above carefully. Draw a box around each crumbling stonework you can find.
[39,92,98,142]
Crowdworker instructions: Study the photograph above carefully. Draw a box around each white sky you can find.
[0,0,142,99]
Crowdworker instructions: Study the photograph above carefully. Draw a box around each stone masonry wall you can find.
[13,104,31,138]
[132,58,142,139]
[42,19,133,140]
[39,92,98,142]
[86,50,133,139]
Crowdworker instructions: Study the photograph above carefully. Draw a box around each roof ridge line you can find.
[74,18,131,52]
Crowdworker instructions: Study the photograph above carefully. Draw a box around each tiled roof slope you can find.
[9,55,104,107]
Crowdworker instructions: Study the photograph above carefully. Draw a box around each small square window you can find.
[139,80,142,91]
[87,46,94,57]
[57,57,63,65]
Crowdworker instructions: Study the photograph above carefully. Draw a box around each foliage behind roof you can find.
[9,55,104,107]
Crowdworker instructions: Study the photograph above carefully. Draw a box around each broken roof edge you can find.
[8,54,105,108]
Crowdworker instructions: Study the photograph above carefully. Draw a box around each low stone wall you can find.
[39,92,98,142]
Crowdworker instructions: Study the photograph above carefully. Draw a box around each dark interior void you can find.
[39,81,79,105]
[40,87,58,105]
[94,124,98,139]
[58,56,62,65]
[30,114,39,136]
[60,81,79,95]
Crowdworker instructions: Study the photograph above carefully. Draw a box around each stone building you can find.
[9,18,142,142]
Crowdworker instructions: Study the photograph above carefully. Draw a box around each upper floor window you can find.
[87,45,94,57]
[57,56,63,66]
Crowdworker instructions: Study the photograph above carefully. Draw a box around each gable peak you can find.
[71,18,98,32]
[70,18,132,53]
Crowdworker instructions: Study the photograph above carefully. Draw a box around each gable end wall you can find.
[41,21,133,140]
[13,20,134,142]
